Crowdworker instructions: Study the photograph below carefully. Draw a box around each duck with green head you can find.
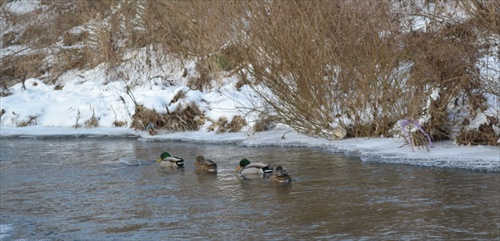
[270,165,292,183]
[235,158,273,176]
[156,152,184,168]
[195,156,218,173]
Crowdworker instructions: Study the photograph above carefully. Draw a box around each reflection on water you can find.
[0,137,499,240]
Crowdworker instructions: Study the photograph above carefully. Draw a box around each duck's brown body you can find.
[270,165,292,183]
[195,156,218,173]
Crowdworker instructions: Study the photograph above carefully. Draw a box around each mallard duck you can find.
[270,165,292,183]
[235,158,273,176]
[156,152,184,168]
[195,156,217,173]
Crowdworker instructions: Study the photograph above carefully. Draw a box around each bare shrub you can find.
[217,44,246,72]
[1,53,47,86]
[401,19,489,141]
[224,0,498,141]
[456,115,499,146]
[229,1,404,138]
[252,114,275,132]
[187,60,213,91]
[139,1,234,57]
[458,0,500,34]
[235,72,251,90]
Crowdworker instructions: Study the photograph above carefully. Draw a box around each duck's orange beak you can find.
[156,158,162,163]
[235,165,242,172]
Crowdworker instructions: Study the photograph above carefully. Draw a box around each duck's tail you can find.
[262,165,273,174]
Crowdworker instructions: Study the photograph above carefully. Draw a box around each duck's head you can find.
[272,165,292,183]
[156,152,171,162]
[235,158,251,171]
[274,165,287,175]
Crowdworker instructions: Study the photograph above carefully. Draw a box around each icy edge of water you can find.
[1,126,498,172]
[0,224,13,240]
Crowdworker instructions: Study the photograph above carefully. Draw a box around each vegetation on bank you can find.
[1,0,498,146]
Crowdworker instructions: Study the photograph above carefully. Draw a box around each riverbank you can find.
[1,126,498,172]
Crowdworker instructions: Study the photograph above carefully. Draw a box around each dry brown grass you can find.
[208,115,247,133]
[131,103,203,132]
[17,115,38,127]
[0,1,101,85]
[456,126,498,146]
[112,120,127,127]
[2,31,19,47]
[187,59,214,91]
[252,114,275,133]
[208,117,228,133]
[84,109,99,128]
[227,116,247,132]
[456,115,499,146]
[1,53,47,87]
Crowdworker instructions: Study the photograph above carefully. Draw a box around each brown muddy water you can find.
[0,137,499,240]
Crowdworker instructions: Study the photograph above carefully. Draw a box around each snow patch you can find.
[5,0,40,14]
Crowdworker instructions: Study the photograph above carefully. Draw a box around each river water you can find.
[0,137,498,240]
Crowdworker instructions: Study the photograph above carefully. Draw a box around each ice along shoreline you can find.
[1,126,498,172]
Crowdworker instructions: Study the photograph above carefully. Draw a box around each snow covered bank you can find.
[1,0,498,174]
[0,57,498,172]
[1,126,498,172]
[0,64,262,131]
